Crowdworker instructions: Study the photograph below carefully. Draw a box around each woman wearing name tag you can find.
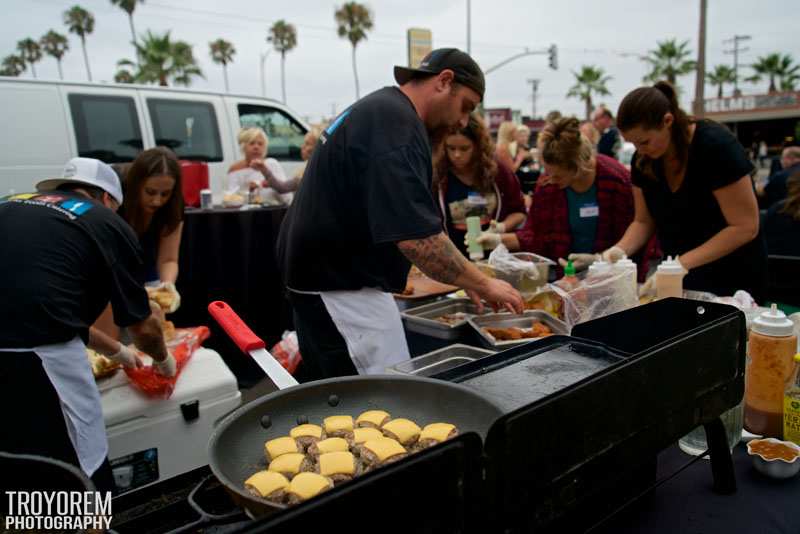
[477,117,642,276]
[601,82,766,300]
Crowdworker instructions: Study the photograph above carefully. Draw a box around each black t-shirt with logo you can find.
[631,120,767,300]
[277,87,443,293]
[0,191,151,347]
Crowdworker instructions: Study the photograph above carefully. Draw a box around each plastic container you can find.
[465,215,484,260]
[179,160,209,208]
[783,353,800,445]
[678,403,743,456]
[744,304,797,438]
[613,255,638,296]
[586,259,611,280]
[655,256,685,299]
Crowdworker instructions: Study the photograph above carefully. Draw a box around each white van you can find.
[0,77,309,197]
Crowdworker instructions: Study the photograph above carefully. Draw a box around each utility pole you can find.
[527,79,540,119]
[260,51,270,97]
[693,0,707,118]
[724,34,751,97]
[466,0,471,55]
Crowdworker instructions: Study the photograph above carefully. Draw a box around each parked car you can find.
[0,77,309,198]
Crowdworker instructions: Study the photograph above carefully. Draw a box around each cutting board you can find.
[394,272,459,300]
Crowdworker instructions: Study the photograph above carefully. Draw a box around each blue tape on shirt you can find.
[59,199,94,216]
[325,109,352,135]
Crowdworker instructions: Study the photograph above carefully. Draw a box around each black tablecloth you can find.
[171,206,292,387]
[593,442,800,534]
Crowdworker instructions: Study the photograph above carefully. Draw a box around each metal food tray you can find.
[401,298,488,340]
[387,344,495,377]
[468,310,568,349]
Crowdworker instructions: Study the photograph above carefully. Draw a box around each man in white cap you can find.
[0,157,176,491]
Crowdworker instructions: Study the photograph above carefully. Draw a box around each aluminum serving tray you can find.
[401,298,489,340]
[468,310,568,349]
[387,344,496,377]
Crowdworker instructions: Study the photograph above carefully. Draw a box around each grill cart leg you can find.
[703,417,737,494]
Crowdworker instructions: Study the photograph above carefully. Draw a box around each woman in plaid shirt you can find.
[477,117,646,278]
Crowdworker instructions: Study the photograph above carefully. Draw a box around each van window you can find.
[147,99,223,162]
[68,94,143,162]
[238,105,306,161]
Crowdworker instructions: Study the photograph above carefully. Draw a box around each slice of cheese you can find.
[356,410,390,427]
[264,436,298,460]
[382,418,421,444]
[352,427,383,444]
[318,451,356,477]
[244,470,289,497]
[420,423,456,443]
[323,415,353,434]
[363,438,406,462]
[289,472,331,500]
[268,453,306,475]
[315,437,349,454]
[290,424,323,439]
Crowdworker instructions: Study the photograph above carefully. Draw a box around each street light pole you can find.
[466,0,471,55]
[527,79,540,119]
[260,51,270,98]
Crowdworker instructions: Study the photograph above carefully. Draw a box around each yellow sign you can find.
[407,28,432,68]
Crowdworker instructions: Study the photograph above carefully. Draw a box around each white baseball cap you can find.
[36,157,124,204]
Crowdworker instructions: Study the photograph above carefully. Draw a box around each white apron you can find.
[318,288,410,375]
[0,336,107,477]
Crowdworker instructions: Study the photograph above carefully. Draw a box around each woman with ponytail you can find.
[477,116,642,276]
[603,81,766,300]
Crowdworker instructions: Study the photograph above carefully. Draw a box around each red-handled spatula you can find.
[208,300,299,390]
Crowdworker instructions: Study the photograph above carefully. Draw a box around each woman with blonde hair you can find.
[495,121,528,172]
[435,114,525,258]
[227,127,289,205]
[477,117,644,276]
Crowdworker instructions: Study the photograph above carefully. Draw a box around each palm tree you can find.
[17,38,42,79]
[706,65,736,98]
[642,39,696,87]
[0,55,26,77]
[747,53,782,93]
[63,5,95,81]
[777,54,799,92]
[118,31,203,87]
[114,68,134,83]
[334,2,373,100]
[267,20,297,104]
[566,66,612,121]
[209,38,236,92]
[110,0,144,57]
[40,30,70,80]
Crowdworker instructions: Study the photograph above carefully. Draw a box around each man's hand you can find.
[107,343,143,369]
[558,253,599,271]
[153,352,177,377]
[474,278,524,314]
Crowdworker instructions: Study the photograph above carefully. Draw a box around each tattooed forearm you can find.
[397,233,468,284]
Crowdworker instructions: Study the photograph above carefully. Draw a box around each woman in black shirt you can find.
[602,81,767,301]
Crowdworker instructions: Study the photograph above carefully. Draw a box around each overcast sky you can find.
[3,0,798,123]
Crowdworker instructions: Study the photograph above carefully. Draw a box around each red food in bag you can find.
[124,326,210,399]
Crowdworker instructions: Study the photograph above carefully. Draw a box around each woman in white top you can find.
[227,127,289,205]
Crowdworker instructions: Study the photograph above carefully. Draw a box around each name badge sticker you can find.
[579,203,599,218]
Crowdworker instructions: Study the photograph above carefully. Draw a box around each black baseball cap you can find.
[394,48,485,101]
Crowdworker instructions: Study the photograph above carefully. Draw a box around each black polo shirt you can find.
[277,87,442,293]
[0,191,151,347]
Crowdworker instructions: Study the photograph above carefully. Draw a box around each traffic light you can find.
[548,44,558,70]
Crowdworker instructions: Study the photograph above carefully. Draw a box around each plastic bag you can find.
[270,331,302,375]
[480,245,554,298]
[124,326,210,399]
[550,270,638,330]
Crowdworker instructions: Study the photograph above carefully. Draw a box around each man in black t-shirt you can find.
[0,158,176,491]
[593,106,622,160]
[277,48,523,379]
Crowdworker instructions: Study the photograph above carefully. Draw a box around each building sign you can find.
[407,28,432,68]
[485,108,512,134]
[705,92,800,114]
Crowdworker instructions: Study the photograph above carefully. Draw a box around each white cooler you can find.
[99,347,241,494]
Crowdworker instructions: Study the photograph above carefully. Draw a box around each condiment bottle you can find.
[655,256,684,299]
[613,255,638,296]
[556,260,579,291]
[783,353,800,444]
[587,259,611,280]
[465,215,484,261]
[744,305,797,438]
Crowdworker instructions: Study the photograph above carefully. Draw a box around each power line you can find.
[723,34,751,96]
